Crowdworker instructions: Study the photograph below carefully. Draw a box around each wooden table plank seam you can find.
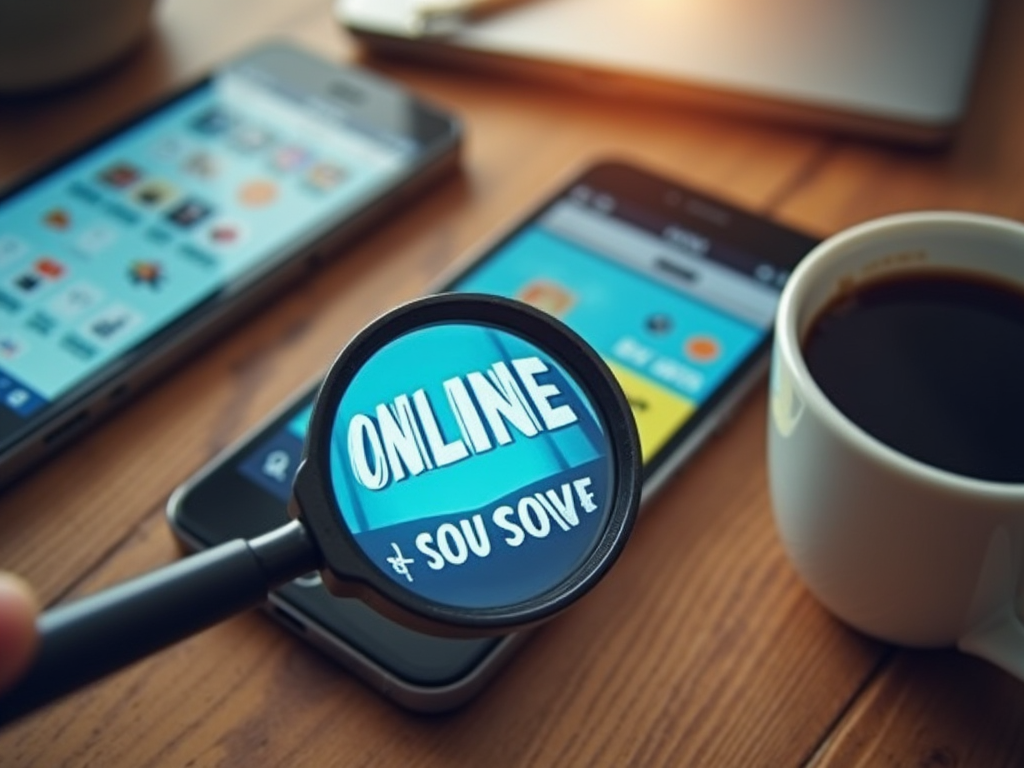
[802,648,896,768]
[753,139,841,226]
[39,499,170,610]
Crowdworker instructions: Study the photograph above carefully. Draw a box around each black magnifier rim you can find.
[294,292,641,634]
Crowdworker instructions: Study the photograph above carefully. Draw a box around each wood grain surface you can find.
[1,0,1022,765]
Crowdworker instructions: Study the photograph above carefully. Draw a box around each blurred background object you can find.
[0,0,156,94]
[338,0,993,145]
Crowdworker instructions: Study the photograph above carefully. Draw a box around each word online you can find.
[347,355,580,491]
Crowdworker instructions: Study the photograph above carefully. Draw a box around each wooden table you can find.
[2,0,1024,765]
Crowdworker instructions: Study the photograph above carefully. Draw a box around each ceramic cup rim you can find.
[775,210,1024,500]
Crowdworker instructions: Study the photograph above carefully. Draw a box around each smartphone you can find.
[0,41,461,488]
[167,159,817,712]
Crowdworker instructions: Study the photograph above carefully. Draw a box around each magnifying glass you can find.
[0,294,640,725]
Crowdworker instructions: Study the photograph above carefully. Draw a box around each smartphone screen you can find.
[449,163,812,484]
[170,160,816,707]
[0,44,459,482]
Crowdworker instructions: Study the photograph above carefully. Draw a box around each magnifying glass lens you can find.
[296,295,640,634]
[331,322,614,610]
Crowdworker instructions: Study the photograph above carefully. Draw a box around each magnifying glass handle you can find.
[0,520,318,727]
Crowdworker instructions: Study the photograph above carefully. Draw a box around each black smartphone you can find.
[167,159,817,712]
[0,41,461,488]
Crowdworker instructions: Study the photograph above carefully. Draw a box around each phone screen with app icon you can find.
[0,74,412,416]
[235,162,805,498]
[0,43,460,483]
[169,161,816,712]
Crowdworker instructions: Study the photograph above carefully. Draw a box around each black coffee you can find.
[803,271,1024,483]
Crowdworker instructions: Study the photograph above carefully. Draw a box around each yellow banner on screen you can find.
[606,361,695,463]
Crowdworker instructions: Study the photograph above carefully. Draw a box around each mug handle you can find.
[958,525,1024,680]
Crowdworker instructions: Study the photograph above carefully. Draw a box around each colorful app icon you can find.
[0,234,29,267]
[230,124,273,152]
[99,162,141,188]
[645,313,674,336]
[5,388,32,411]
[166,198,214,228]
[683,334,721,364]
[304,162,346,192]
[10,257,65,294]
[74,223,118,255]
[205,220,244,248]
[82,304,142,344]
[237,179,278,208]
[132,179,178,209]
[35,257,66,280]
[262,450,291,482]
[128,260,164,289]
[11,272,42,293]
[516,280,576,317]
[190,107,233,135]
[270,145,310,172]
[182,151,219,180]
[43,208,72,231]
[48,282,104,318]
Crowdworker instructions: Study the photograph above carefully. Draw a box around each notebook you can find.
[336,0,992,145]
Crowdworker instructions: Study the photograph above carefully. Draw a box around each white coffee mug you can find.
[768,211,1024,681]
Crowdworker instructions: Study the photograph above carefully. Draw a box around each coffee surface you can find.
[803,272,1024,483]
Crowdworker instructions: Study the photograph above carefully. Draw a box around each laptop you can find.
[336,0,992,145]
